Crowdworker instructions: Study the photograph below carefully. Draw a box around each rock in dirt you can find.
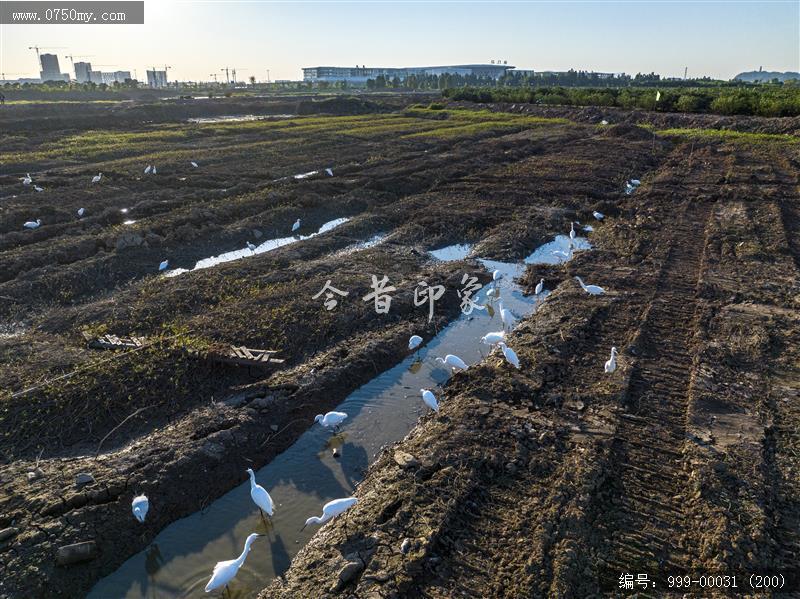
[75,473,95,488]
[338,560,364,585]
[394,451,419,469]
[56,541,98,565]
[26,468,44,482]
[0,527,19,542]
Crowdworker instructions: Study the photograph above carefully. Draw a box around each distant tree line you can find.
[441,85,800,117]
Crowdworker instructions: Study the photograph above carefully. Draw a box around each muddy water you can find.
[89,237,587,599]
[165,218,350,277]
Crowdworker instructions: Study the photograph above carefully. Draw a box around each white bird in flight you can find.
[436,354,468,372]
[535,278,545,295]
[23,219,41,229]
[91,173,102,184]
[408,335,423,351]
[314,411,348,430]
[246,468,274,518]
[481,331,505,346]
[204,533,262,594]
[498,341,520,369]
[21,173,32,185]
[593,211,605,221]
[132,494,149,523]
[292,218,301,232]
[420,388,439,412]
[302,497,358,530]
[77,208,85,218]
[159,260,169,271]
[191,161,199,168]
[575,276,605,295]
[604,347,618,373]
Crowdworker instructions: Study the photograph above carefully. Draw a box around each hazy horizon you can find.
[1,0,798,82]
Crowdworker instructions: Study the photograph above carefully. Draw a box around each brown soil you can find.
[0,96,798,598]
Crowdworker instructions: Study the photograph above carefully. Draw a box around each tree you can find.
[249,75,256,87]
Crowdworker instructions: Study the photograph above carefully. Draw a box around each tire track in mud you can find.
[595,196,713,582]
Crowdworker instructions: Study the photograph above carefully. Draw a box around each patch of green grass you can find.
[657,127,799,146]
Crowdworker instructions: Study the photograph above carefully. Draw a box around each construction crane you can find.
[28,46,66,61]
[209,73,218,83]
[67,55,94,66]
[221,67,230,84]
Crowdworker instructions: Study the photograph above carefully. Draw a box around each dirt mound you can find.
[602,122,654,140]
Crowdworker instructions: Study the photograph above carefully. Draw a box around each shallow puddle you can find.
[164,218,349,277]
[91,235,582,598]
[187,114,295,124]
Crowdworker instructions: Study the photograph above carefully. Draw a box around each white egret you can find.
[314,411,348,430]
[292,218,301,232]
[132,495,149,523]
[499,302,516,330]
[34,185,44,192]
[569,221,576,240]
[77,208,85,218]
[492,270,502,283]
[601,119,609,125]
[604,347,618,373]
[204,533,262,593]
[159,260,169,271]
[245,468,274,518]
[152,166,157,174]
[325,168,333,176]
[436,354,468,372]
[21,173,32,185]
[575,276,605,295]
[420,388,439,412]
[191,161,199,168]
[630,179,641,186]
[246,241,256,252]
[144,165,152,174]
[301,497,358,530]
[593,211,605,221]
[91,173,102,184]
[498,342,520,369]
[535,278,545,295]
[481,331,505,346]
[552,250,571,260]
[23,219,41,229]
[408,335,423,351]
[487,287,498,300]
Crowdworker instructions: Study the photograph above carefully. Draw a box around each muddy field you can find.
[1,96,798,598]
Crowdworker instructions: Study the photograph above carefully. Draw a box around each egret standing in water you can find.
[144,165,152,174]
[604,347,618,373]
[204,533,262,594]
[246,241,256,252]
[569,221,576,241]
[535,278,545,295]
[21,173,32,185]
[301,497,358,530]
[77,208,85,218]
[132,495,149,523]
[498,302,516,331]
[436,354,468,372]
[498,342,521,369]
[314,411,348,431]
[420,388,439,412]
[408,335,423,351]
[325,168,334,176]
[245,468,274,520]
[91,173,102,184]
[292,218,301,233]
[159,260,169,271]
[575,276,605,295]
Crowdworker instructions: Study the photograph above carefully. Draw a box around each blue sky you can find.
[2,0,798,81]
